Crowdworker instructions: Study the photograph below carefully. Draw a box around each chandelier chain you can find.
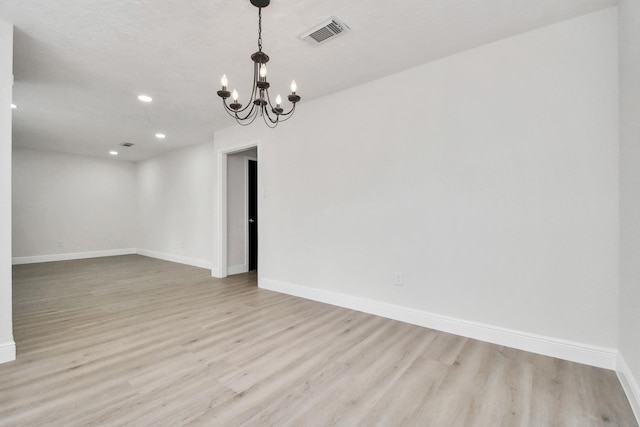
[258,7,263,52]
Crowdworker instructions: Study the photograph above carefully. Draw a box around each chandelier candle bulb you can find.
[288,80,300,103]
[273,94,284,116]
[273,94,283,115]
[217,75,231,99]
[216,0,301,127]
[230,89,242,111]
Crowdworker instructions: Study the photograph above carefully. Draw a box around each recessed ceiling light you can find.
[155,133,166,139]
[138,95,152,103]
[11,104,17,109]
[109,151,118,156]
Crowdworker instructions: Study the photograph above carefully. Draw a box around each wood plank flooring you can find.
[1,255,637,426]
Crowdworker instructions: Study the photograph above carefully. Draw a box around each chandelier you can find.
[217,0,301,128]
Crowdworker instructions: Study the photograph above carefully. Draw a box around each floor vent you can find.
[299,16,350,47]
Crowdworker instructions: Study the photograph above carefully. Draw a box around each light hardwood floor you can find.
[1,255,637,426]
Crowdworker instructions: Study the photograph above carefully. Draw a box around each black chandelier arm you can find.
[260,104,281,128]
[268,104,295,125]
[263,89,296,118]
[221,95,250,118]
[262,105,280,125]
[223,100,261,126]
[222,93,294,129]
[223,98,261,122]
[221,86,296,124]
[263,89,279,112]
[277,102,296,117]
[262,114,279,128]
[222,101,243,119]
[223,64,261,116]
[236,108,261,126]
[242,60,262,113]
[261,103,296,126]
[278,103,296,120]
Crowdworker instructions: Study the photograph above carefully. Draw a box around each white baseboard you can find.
[227,264,249,275]
[617,353,640,424]
[12,248,137,265]
[259,278,617,370]
[0,340,16,364]
[12,247,216,273]
[136,249,213,270]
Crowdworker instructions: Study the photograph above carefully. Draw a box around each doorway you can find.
[248,159,258,271]
[216,143,259,278]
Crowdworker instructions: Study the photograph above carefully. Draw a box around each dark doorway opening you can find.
[248,159,258,271]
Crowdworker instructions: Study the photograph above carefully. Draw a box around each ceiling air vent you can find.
[120,142,134,147]
[299,16,350,47]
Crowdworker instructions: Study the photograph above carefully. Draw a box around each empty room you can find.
[0,0,639,425]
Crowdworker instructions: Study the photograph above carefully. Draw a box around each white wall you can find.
[11,142,218,270]
[618,0,640,419]
[214,9,619,365]
[0,19,15,363]
[136,142,215,269]
[12,148,137,262]
[227,148,257,274]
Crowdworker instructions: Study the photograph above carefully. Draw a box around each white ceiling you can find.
[1,0,617,161]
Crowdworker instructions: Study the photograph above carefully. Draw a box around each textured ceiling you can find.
[0,0,617,161]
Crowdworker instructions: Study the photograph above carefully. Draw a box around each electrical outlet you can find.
[394,272,403,286]
[58,240,63,248]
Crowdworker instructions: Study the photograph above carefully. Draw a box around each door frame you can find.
[245,156,258,272]
[214,141,260,278]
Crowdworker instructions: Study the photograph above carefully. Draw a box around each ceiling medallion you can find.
[217,0,301,128]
